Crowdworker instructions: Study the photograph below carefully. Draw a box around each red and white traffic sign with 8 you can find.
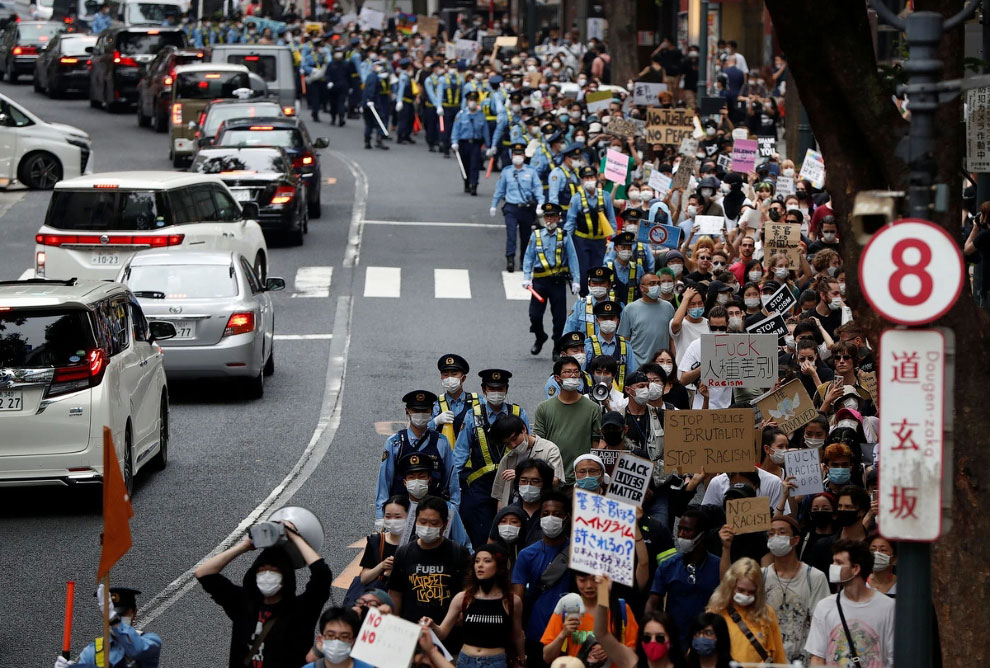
[858,219,964,325]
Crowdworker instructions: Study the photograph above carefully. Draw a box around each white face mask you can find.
[467,101,478,111]
[767,535,793,557]
[540,515,565,538]
[829,563,850,584]
[729,315,744,331]
[659,363,673,376]
[716,293,729,305]
[748,270,763,282]
[668,263,683,276]
[409,412,431,428]
[784,334,796,350]
[384,518,406,535]
[571,352,587,367]
[405,479,429,499]
[641,190,654,201]
[598,320,617,334]
[577,79,587,87]
[805,437,825,449]
[783,168,795,177]
[617,249,633,261]
[627,190,641,201]
[498,524,521,543]
[589,286,608,299]
[256,571,283,597]
[675,535,700,554]
[686,205,698,217]
[322,639,353,664]
[583,180,597,192]
[829,297,843,311]
[660,282,674,294]
[647,382,664,400]
[733,592,755,607]
[774,267,789,280]
[770,449,786,464]
[518,484,542,502]
[839,282,847,295]
[441,376,461,393]
[872,551,892,571]
[560,377,582,392]
[416,523,442,543]
[744,296,760,309]
[512,155,525,167]
[822,232,836,242]
[646,284,662,299]
[486,391,506,406]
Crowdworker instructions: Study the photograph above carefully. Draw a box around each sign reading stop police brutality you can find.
[878,329,946,541]
[859,219,964,325]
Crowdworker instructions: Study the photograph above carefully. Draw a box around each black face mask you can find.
[768,208,782,222]
[809,511,833,528]
[835,509,860,527]
[601,429,624,446]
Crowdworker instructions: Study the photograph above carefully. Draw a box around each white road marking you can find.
[274,334,333,340]
[291,266,333,298]
[363,219,502,229]
[17,268,34,280]
[501,271,531,300]
[364,266,401,298]
[332,150,368,268]
[434,268,471,299]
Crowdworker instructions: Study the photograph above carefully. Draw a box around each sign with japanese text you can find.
[783,448,825,497]
[663,409,755,474]
[633,81,668,106]
[639,222,682,249]
[762,281,797,316]
[757,136,777,159]
[700,333,778,389]
[730,139,758,174]
[645,107,695,145]
[605,453,653,507]
[878,329,945,541]
[350,606,421,668]
[605,149,629,183]
[726,497,771,534]
[746,313,788,338]
[799,148,826,188]
[754,379,817,435]
[570,489,637,586]
[585,91,613,114]
[764,221,803,268]
[965,87,990,172]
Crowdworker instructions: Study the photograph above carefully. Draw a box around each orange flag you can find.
[97,426,133,581]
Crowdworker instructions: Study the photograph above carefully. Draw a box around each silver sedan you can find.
[117,249,285,398]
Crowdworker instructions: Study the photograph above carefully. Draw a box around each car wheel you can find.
[307,188,321,219]
[254,252,266,283]
[154,109,167,133]
[264,343,275,376]
[246,363,264,399]
[33,74,41,92]
[48,76,62,99]
[150,393,169,471]
[6,65,17,83]
[18,152,62,190]
[137,101,150,127]
[122,425,135,497]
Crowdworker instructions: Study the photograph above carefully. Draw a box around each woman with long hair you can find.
[705,558,785,664]
[423,544,525,668]
[591,575,687,668]
[684,613,732,668]
[651,349,689,409]
[358,495,409,590]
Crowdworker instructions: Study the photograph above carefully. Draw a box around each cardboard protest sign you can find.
[591,448,621,470]
[700,333,778,390]
[416,15,439,37]
[671,155,696,190]
[495,35,518,47]
[647,170,672,196]
[679,137,699,156]
[726,497,772,534]
[663,409,756,474]
[606,453,653,507]
[633,81,668,106]
[606,118,639,139]
[585,91,613,114]
[351,606,421,668]
[757,136,776,159]
[645,107,695,145]
[639,222,682,249]
[799,148,826,188]
[746,312,788,338]
[696,215,724,237]
[859,370,878,401]
[730,139,758,174]
[357,6,385,31]
[755,379,817,435]
[783,448,826,496]
[570,489,637,586]
[776,176,795,197]
[716,153,732,172]
[762,281,797,315]
[764,221,803,268]
[605,149,629,183]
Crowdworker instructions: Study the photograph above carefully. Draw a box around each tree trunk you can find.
[604,0,638,85]
[764,1,990,664]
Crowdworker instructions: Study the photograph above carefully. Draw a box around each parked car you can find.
[33,32,97,97]
[0,92,92,189]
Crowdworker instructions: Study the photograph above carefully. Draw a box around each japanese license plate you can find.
[172,321,195,339]
[0,390,23,411]
[90,251,120,266]
[232,190,254,202]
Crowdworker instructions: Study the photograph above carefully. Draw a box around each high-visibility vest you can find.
[583,294,615,337]
[589,335,629,390]
[558,165,577,209]
[575,187,610,240]
[607,259,640,304]
[533,229,567,278]
[464,402,521,485]
[436,392,478,447]
[442,74,461,107]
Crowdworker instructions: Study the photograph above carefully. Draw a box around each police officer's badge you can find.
[410,455,420,465]
[382,450,388,462]
[548,386,557,397]
[492,372,501,381]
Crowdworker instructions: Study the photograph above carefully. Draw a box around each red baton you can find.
[527,286,545,302]
[62,581,75,659]
[485,157,495,179]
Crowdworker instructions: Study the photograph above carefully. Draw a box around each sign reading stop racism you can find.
[859,219,964,325]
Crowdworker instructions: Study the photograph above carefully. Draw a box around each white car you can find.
[0,92,92,189]
[34,170,270,282]
[0,277,176,494]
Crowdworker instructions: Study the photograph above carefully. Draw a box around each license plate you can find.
[172,320,195,339]
[90,251,120,266]
[0,390,22,411]
[232,190,254,202]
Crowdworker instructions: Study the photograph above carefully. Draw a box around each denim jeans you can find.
[457,651,508,668]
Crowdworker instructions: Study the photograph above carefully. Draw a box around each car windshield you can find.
[226,53,277,82]
[203,103,281,136]
[117,31,185,55]
[125,3,179,24]
[61,36,97,56]
[0,309,95,368]
[218,128,302,149]
[175,70,250,100]
[192,151,287,174]
[123,264,239,299]
[46,190,171,230]
[19,23,61,44]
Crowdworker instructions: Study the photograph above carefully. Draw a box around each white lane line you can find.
[18,268,34,280]
[274,334,333,340]
[364,266,401,298]
[363,219,503,229]
[292,266,333,298]
[434,268,471,299]
[331,150,368,268]
[501,271,530,300]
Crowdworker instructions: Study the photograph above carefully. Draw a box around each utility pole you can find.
[696,0,708,100]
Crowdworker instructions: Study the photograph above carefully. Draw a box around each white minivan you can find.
[34,171,270,282]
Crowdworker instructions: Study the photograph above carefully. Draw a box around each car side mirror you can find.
[149,320,176,342]
[313,137,329,149]
[197,136,211,147]
[264,276,285,292]
[85,45,94,53]
[240,201,259,219]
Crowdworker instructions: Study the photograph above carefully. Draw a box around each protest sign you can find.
[357,6,385,31]
[304,21,323,35]
[762,281,797,315]
[639,222,682,249]
[416,15,439,37]
[746,313,788,338]
[606,118,638,139]
[696,215,724,236]
[606,453,653,507]
[764,221,803,268]
[570,489,637,586]
[776,176,795,197]
[730,139,758,174]
[645,107,695,145]
[799,148,826,188]
[605,149,628,183]
[663,409,755,474]
[633,81,668,106]
[396,12,417,35]
[757,136,776,159]
[726,497,772,534]
[671,155,696,190]
[591,448,621,470]
[754,379,817,435]
[351,606,421,668]
[585,91,612,114]
[859,370,878,401]
[679,137,699,156]
[716,153,732,172]
[455,39,481,64]
[495,35,518,47]
[700,333,778,389]
[783,448,826,497]
[647,170,672,195]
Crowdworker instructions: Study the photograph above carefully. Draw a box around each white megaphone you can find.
[250,506,326,569]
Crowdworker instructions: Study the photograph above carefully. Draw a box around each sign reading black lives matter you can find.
[605,453,653,507]
[664,409,755,474]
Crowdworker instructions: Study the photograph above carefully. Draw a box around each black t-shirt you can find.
[686,270,712,283]
[624,410,651,449]
[359,533,400,590]
[388,539,471,624]
[807,240,841,256]
[800,307,842,340]
[663,383,690,410]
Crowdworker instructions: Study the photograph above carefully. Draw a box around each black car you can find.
[213,117,328,219]
[89,26,187,110]
[190,147,307,245]
[33,32,96,97]
[0,21,64,82]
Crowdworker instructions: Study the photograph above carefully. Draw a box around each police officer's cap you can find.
[431,59,443,68]
[489,74,503,86]
[587,266,612,282]
[593,300,620,317]
[543,202,563,216]
[398,452,440,476]
[578,166,597,179]
[508,91,523,103]
[95,587,141,611]
[446,58,458,66]
[621,208,643,222]
[556,331,586,352]
[479,368,512,387]
[437,354,469,374]
[398,57,411,67]
[509,142,527,153]
[548,132,567,145]
[350,36,361,45]
[563,143,583,156]
[402,390,438,409]
[612,231,636,247]
[457,61,468,71]
[465,90,480,101]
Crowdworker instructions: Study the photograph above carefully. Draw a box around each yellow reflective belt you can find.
[584,298,595,337]
[590,336,628,390]
[437,395,455,448]
[608,260,638,304]
[575,187,606,239]
[533,229,564,278]
[94,637,106,668]
[465,403,520,484]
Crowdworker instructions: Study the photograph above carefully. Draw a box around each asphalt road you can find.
[0,80,573,666]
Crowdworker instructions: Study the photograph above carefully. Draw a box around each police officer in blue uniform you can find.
[607,231,645,306]
[54,587,162,668]
[361,59,390,150]
[548,143,584,209]
[394,57,416,143]
[345,37,363,119]
[584,300,638,391]
[604,208,656,272]
[394,452,472,550]
[565,165,618,296]
[422,60,444,152]
[436,60,463,157]
[564,266,621,338]
[375,391,458,521]
[301,37,328,122]
[450,90,491,196]
[325,47,350,127]
[490,91,526,168]
[522,203,580,355]
[454,369,529,548]
[544,332,593,398]
[491,142,544,273]
[481,75,504,166]
[430,354,480,446]
[530,123,562,191]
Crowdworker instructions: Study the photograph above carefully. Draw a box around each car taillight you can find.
[163,75,173,85]
[35,233,184,247]
[35,251,46,276]
[113,50,138,67]
[172,103,182,125]
[59,57,79,64]
[47,349,107,398]
[12,45,37,55]
[282,106,295,116]
[224,312,255,336]
[270,185,295,205]
[292,153,314,168]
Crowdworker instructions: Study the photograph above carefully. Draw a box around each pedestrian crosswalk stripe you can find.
[434,268,471,299]
[364,266,401,298]
[292,266,333,298]
[501,271,530,301]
